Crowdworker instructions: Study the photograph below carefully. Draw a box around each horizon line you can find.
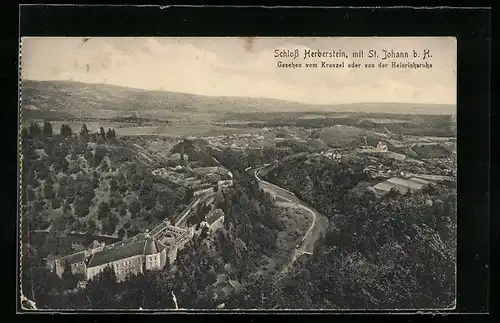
[22,78,457,108]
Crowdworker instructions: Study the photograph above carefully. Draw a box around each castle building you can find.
[53,240,105,278]
[86,231,167,282]
[200,208,225,233]
[51,231,169,283]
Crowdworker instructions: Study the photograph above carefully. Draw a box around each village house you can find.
[369,176,436,197]
[200,208,225,233]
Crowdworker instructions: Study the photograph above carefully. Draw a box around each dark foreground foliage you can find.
[259,159,456,309]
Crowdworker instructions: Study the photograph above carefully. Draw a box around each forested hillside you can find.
[259,158,457,309]
[21,122,190,256]
[22,172,288,309]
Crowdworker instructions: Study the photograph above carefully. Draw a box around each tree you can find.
[21,127,30,139]
[29,122,42,137]
[109,178,118,192]
[80,124,89,143]
[128,225,140,237]
[43,182,55,199]
[94,146,108,166]
[83,218,99,236]
[97,135,106,145]
[43,121,53,136]
[102,214,119,235]
[119,205,127,217]
[118,228,126,239]
[98,202,111,220]
[100,127,106,140]
[51,197,62,209]
[185,189,194,203]
[128,200,141,218]
[60,124,73,138]
[74,197,91,218]
[200,226,209,240]
[106,128,115,141]
[310,130,321,139]
[85,266,118,309]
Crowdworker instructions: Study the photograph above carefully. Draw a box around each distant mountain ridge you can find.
[21,79,456,120]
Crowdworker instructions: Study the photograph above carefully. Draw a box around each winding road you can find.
[250,164,328,280]
[105,142,324,278]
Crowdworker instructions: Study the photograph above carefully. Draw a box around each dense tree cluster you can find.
[21,121,191,306]
[254,159,457,309]
[214,145,307,173]
[22,172,284,310]
[170,139,218,167]
[21,122,189,241]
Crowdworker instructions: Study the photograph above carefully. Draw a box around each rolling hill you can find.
[21,80,456,121]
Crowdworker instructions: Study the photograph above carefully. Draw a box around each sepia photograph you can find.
[19,36,457,311]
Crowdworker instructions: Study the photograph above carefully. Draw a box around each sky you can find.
[21,37,456,105]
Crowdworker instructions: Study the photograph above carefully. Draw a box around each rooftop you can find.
[408,177,432,185]
[105,233,148,250]
[412,174,454,182]
[373,181,396,192]
[89,232,166,266]
[90,240,104,249]
[206,209,225,225]
[386,177,425,190]
[88,240,146,268]
[56,250,87,265]
[145,238,163,255]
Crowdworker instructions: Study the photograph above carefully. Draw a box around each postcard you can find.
[19,36,457,311]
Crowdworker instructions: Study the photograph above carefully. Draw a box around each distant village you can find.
[354,140,455,197]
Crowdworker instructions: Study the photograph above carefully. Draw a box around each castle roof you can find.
[90,240,103,249]
[56,250,87,265]
[87,235,166,268]
[104,233,147,250]
[206,209,224,225]
[144,238,159,255]
[88,241,146,268]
